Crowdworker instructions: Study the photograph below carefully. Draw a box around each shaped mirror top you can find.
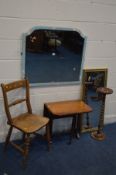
[22,27,86,86]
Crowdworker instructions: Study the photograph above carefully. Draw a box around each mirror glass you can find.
[22,27,86,86]
[82,68,108,132]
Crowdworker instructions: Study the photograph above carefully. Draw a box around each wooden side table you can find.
[91,87,113,141]
[44,100,92,143]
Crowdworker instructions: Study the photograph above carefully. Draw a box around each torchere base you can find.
[91,131,106,141]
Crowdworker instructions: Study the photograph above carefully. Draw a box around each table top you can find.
[97,87,113,95]
[44,100,92,116]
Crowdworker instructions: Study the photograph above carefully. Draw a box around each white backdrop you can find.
[0,0,116,141]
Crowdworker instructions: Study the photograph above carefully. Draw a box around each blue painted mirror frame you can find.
[21,26,87,87]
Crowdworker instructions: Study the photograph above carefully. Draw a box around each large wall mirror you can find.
[82,68,108,132]
[22,27,86,86]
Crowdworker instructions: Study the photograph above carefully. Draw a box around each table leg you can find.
[46,123,52,151]
[69,116,76,144]
[77,113,83,137]
[69,114,82,144]
[49,119,53,142]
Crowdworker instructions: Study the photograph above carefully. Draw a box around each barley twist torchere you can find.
[91,87,113,141]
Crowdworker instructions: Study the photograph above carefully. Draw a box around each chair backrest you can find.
[1,79,32,124]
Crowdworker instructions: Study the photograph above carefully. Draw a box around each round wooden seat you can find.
[12,113,49,133]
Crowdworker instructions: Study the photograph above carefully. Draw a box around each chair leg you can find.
[46,123,51,151]
[4,126,13,152]
[23,133,30,167]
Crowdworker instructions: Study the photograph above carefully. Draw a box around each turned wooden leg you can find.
[4,126,13,152]
[23,133,30,167]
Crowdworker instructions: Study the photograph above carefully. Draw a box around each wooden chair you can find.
[1,79,51,166]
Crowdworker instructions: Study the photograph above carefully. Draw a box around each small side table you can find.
[44,100,92,143]
[91,87,113,141]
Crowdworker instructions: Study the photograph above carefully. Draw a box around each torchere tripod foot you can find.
[91,131,106,141]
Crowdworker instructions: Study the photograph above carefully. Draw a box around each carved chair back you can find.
[1,79,32,125]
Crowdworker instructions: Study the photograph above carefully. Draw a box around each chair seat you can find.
[11,113,49,133]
